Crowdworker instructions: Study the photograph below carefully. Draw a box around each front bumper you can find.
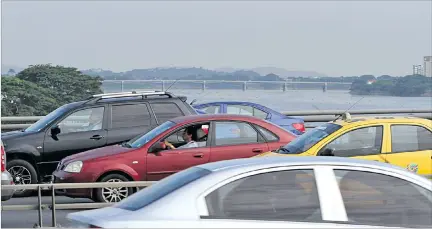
[53,170,93,199]
[2,171,15,201]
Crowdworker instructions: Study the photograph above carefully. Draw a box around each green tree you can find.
[1,77,58,116]
[16,64,103,105]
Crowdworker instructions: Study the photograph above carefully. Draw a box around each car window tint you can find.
[255,125,278,142]
[334,169,432,227]
[205,169,321,221]
[58,107,104,134]
[391,125,432,152]
[323,126,383,157]
[226,105,268,119]
[111,104,151,128]
[214,122,259,146]
[151,103,184,123]
[202,105,220,114]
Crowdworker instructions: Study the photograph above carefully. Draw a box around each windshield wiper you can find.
[121,142,132,148]
[277,147,290,154]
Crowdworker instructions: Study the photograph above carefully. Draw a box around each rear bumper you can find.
[1,171,15,201]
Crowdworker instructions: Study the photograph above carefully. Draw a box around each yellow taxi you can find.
[255,113,432,178]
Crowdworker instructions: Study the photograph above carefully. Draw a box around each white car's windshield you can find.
[278,123,342,154]
[128,121,176,148]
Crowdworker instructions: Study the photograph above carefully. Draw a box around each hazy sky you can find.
[2,1,431,76]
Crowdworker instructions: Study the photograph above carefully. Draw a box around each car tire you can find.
[7,159,38,197]
[95,173,133,203]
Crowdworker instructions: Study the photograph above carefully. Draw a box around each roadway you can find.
[1,195,92,228]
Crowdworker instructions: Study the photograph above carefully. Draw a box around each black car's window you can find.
[114,167,211,211]
[334,169,432,227]
[25,104,70,132]
[151,103,184,123]
[57,107,105,134]
[205,169,321,222]
[321,126,383,157]
[202,105,220,114]
[255,125,278,142]
[391,125,432,152]
[214,121,260,146]
[226,105,268,119]
[111,103,151,128]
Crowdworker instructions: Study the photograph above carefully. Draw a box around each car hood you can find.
[0,130,34,140]
[62,144,135,164]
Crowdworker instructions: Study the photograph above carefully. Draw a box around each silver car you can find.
[1,140,15,201]
[68,156,432,228]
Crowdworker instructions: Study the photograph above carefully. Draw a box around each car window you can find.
[322,126,383,157]
[25,104,71,132]
[255,125,278,142]
[214,121,259,146]
[111,103,151,128]
[334,169,432,227]
[114,167,212,211]
[202,105,220,114]
[391,125,432,152]
[226,105,268,119]
[129,121,176,148]
[205,169,321,222]
[57,107,104,134]
[151,103,184,123]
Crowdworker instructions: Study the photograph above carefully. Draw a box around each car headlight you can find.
[63,161,83,173]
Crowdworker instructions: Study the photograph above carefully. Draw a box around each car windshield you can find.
[114,166,212,211]
[25,105,70,132]
[278,123,342,154]
[128,121,176,148]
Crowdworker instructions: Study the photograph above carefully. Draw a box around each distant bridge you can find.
[102,79,352,92]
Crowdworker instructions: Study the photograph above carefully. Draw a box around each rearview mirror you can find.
[149,141,165,155]
[50,125,61,141]
[320,148,335,156]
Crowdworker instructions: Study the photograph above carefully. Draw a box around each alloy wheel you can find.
[101,178,129,203]
[8,166,32,193]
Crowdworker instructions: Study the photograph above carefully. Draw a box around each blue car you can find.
[192,101,305,135]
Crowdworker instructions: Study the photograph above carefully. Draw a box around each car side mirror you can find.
[149,141,165,155]
[50,125,61,140]
[320,148,335,156]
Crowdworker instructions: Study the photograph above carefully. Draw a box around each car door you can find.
[384,124,432,178]
[146,122,211,181]
[209,120,270,162]
[315,125,387,162]
[43,106,108,172]
[106,102,157,145]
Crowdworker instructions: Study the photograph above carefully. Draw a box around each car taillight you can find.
[292,123,306,133]
[1,143,6,172]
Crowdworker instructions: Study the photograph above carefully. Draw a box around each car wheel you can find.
[7,159,38,197]
[95,174,133,203]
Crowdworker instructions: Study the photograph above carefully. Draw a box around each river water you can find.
[102,86,431,112]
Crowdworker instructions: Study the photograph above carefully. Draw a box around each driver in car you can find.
[164,127,198,149]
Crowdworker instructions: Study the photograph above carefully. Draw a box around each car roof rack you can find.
[85,91,175,104]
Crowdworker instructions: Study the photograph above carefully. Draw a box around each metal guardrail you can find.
[1,109,431,130]
[1,181,155,228]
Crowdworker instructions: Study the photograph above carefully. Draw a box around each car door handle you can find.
[90,135,104,140]
[252,148,263,153]
[193,153,204,158]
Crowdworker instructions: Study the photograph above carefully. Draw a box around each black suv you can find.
[1,91,198,196]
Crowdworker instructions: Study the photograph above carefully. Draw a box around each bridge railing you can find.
[1,182,155,228]
[2,109,431,131]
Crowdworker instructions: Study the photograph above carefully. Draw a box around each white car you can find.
[68,156,432,228]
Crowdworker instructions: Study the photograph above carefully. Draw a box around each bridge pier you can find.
[161,81,165,91]
[202,81,206,91]
[243,82,247,91]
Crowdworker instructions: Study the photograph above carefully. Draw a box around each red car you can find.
[53,114,296,203]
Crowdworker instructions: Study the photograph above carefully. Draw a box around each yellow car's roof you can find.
[331,116,432,127]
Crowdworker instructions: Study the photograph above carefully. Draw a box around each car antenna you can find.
[333,96,364,122]
[164,79,179,92]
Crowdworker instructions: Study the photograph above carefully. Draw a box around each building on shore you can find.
[424,56,432,77]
